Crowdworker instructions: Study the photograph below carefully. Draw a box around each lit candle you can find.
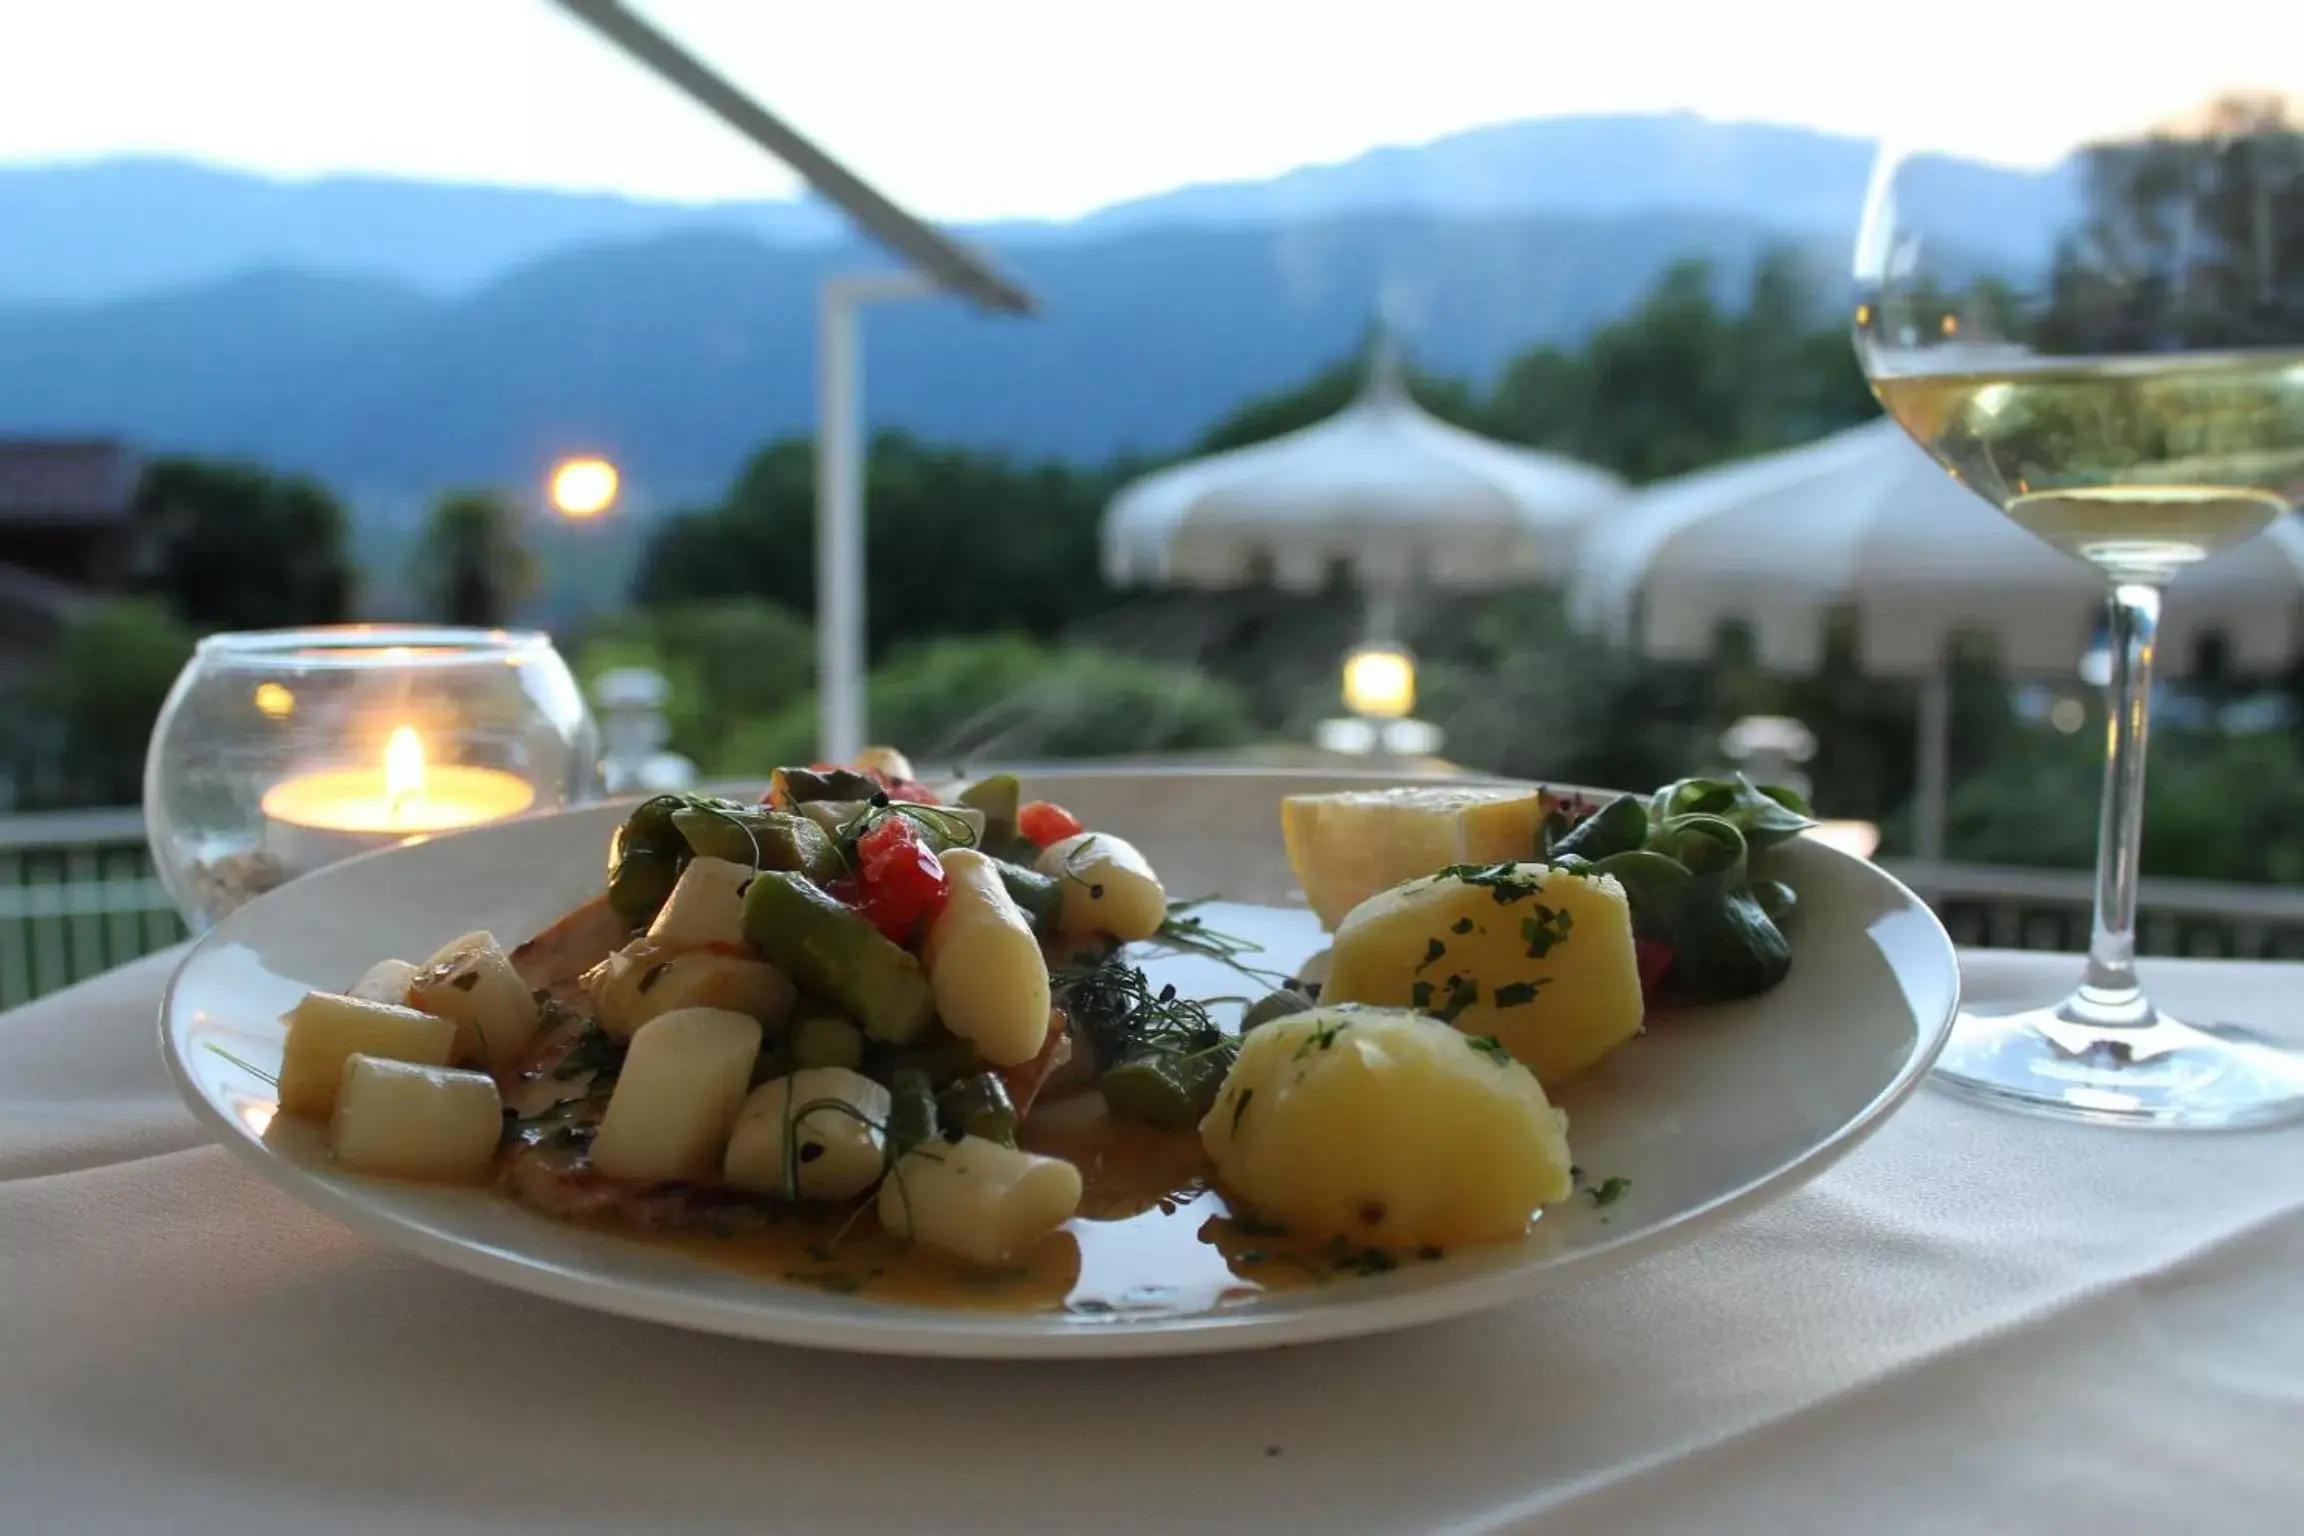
[260,726,535,873]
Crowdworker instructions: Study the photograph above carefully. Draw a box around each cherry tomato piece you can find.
[855,815,950,945]
[1018,800,1086,849]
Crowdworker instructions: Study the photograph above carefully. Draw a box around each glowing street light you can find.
[549,456,620,519]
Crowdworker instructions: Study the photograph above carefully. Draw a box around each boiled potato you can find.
[347,958,419,1007]
[1200,1006,1572,1248]
[923,849,1051,1067]
[329,1055,502,1181]
[878,1135,1082,1265]
[589,1007,762,1183]
[587,940,795,1042]
[1035,831,1166,944]
[277,991,458,1119]
[1282,785,1551,929]
[723,1066,891,1200]
[407,931,541,1072]
[1323,863,1643,1087]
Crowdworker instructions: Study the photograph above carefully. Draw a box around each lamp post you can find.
[817,270,937,764]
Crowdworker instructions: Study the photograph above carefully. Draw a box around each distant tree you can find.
[127,458,354,631]
[2040,91,2303,355]
[414,490,535,628]
[718,635,1258,771]
[634,433,1122,653]
[574,600,815,771]
[34,599,194,806]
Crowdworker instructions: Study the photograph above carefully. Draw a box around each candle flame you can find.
[383,727,425,819]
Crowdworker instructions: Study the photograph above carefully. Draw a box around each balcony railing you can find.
[3,810,2301,1010]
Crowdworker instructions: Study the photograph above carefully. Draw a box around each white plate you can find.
[162,768,1957,1358]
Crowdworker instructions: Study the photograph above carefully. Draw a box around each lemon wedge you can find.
[1281,785,1553,929]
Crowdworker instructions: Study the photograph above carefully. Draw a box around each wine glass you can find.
[1854,92,2304,1128]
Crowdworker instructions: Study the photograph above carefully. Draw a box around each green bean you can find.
[741,872,935,1043]
[789,1013,865,1071]
[885,1067,940,1157]
[936,1072,1019,1147]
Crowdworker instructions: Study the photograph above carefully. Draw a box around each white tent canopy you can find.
[1569,417,2304,863]
[1103,345,1624,595]
[1571,418,2304,679]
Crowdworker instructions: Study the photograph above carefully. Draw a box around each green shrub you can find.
[718,635,1257,773]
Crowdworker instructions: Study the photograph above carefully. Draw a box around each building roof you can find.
[0,438,140,526]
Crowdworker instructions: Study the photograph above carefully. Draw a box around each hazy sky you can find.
[2,0,2298,219]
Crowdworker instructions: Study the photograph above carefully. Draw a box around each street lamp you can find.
[549,456,620,519]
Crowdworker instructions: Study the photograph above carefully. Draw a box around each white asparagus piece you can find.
[329,1055,503,1181]
[646,857,755,951]
[588,1008,762,1183]
[276,991,458,1119]
[346,958,420,1007]
[723,1067,891,1201]
[922,848,1052,1067]
[1035,831,1168,944]
[587,942,796,1042]
[407,931,541,1072]
[877,1135,1082,1266]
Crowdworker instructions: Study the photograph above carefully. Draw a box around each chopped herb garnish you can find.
[1492,980,1547,1009]
[1416,937,1447,971]
[1590,1176,1632,1208]
[1465,1034,1513,1066]
[1520,904,1573,958]
[1436,862,1546,904]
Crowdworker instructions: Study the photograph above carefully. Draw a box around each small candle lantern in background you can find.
[144,627,598,926]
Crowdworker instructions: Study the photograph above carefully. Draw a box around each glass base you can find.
[1931,983,2304,1130]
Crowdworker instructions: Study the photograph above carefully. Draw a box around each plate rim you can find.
[159,773,1960,1359]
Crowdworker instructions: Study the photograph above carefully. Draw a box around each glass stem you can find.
[2077,580,2162,1017]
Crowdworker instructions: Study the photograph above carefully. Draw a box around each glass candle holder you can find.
[144,627,599,926]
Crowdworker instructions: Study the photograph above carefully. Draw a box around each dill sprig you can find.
[1053,958,1235,1072]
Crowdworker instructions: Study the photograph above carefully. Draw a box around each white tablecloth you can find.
[2,948,2299,1535]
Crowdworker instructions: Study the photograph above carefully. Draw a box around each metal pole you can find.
[817,271,935,763]
[1914,667,1951,866]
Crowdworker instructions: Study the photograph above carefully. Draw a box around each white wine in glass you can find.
[1856,93,2304,1128]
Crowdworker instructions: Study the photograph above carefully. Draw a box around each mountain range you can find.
[0,114,2061,511]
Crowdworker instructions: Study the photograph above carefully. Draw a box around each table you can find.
[4,947,2299,1535]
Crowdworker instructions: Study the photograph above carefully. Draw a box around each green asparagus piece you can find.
[741,872,936,1043]
[605,818,682,926]
[885,1067,940,1157]
[772,765,883,805]
[1101,1051,1230,1130]
[993,860,1065,938]
[789,1012,866,1071]
[936,1072,1019,1147]
[669,802,839,881]
[876,1033,987,1088]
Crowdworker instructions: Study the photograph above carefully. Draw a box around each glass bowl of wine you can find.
[1855,91,2304,1128]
